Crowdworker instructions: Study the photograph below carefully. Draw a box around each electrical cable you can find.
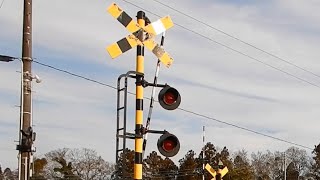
[0,0,5,9]
[119,0,320,89]
[150,0,320,80]
[33,60,117,90]
[32,60,314,150]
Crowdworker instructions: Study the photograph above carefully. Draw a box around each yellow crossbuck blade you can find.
[205,163,228,180]
[106,3,174,67]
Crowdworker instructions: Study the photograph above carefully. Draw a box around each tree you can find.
[31,158,47,180]
[45,148,79,179]
[178,150,198,180]
[286,161,299,180]
[310,143,320,179]
[216,146,233,180]
[160,157,178,179]
[3,168,16,180]
[194,143,233,180]
[144,151,163,179]
[271,151,286,180]
[115,148,134,179]
[69,148,114,180]
[251,151,273,180]
[229,150,254,180]
[143,151,177,180]
[0,165,4,180]
[45,148,114,180]
[196,142,218,179]
[285,146,312,179]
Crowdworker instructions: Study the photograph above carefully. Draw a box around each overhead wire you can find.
[151,0,320,79]
[0,0,4,9]
[33,61,117,90]
[177,107,313,150]
[119,0,320,89]
[32,60,314,150]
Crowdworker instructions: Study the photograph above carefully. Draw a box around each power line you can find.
[150,0,320,80]
[0,0,4,9]
[33,61,117,90]
[33,60,314,150]
[177,108,313,150]
[120,0,320,89]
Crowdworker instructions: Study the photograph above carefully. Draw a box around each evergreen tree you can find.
[229,150,254,180]
[0,165,4,180]
[195,143,233,180]
[311,143,320,179]
[143,151,177,179]
[30,158,47,180]
[116,148,134,179]
[196,142,218,179]
[160,157,178,179]
[144,151,164,179]
[178,150,198,180]
[286,162,299,180]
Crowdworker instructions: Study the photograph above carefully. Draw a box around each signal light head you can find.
[157,133,180,157]
[158,86,181,110]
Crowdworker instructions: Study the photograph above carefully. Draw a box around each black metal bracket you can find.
[137,79,168,88]
[142,128,168,135]
[146,129,168,134]
[144,81,167,88]
[118,129,167,139]
[130,70,168,88]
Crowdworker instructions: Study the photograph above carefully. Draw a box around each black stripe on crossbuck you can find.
[117,11,132,27]
[117,37,131,53]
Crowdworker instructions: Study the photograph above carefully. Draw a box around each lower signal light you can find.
[157,133,180,157]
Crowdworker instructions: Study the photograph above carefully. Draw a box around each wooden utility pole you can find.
[18,0,33,179]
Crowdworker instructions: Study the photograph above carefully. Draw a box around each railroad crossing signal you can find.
[158,86,181,110]
[106,3,180,179]
[205,161,228,180]
[157,132,180,157]
[106,3,174,67]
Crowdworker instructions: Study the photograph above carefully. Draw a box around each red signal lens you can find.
[157,133,180,157]
[163,139,175,152]
[164,92,176,105]
[158,86,181,110]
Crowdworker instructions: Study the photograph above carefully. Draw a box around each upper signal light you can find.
[158,86,181,110]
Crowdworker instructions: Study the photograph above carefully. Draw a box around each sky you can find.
[1,0,320,169]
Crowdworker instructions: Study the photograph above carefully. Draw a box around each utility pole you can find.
[18,0,33,179]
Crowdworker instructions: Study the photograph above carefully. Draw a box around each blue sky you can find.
[1,0,320,169]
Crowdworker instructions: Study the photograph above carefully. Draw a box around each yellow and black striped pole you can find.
[134,11,145,180]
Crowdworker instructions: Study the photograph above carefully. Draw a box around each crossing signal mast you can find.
[105,3,181,180]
